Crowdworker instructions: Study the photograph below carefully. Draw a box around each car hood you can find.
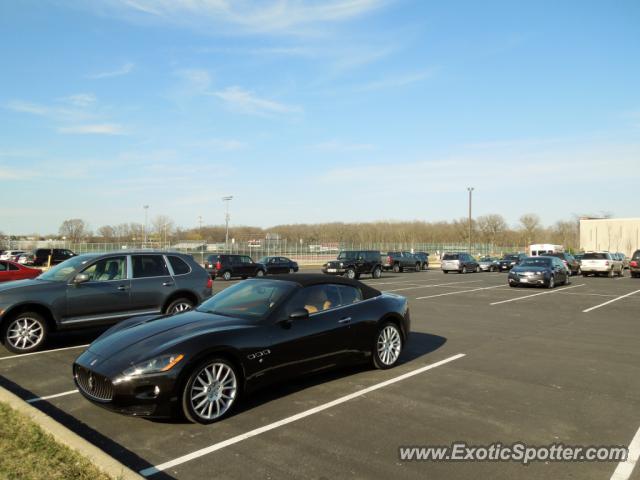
[511,265,548,273]
[85,310,253,361]
[0,278,50,295]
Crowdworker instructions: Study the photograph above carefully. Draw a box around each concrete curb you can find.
[0,385,144,480]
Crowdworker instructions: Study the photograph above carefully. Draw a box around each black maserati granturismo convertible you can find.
[73,274,410,424]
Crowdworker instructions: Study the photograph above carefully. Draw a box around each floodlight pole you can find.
[467,187,474,253]
[222,196,233,251]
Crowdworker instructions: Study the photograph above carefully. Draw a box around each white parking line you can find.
[583,289,640,313]
[415,285,505,300]
[489,284,585,306]
[0,344,90,361]
[139,353,467,477]
[385,280,482,292]
[610,425,640,480]
[26,389,79,404]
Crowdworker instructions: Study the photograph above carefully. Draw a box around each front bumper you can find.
[322,267,346,275]
[508,273,547,286]
[498,263,516,271]
[581,266,611,273]
[73,361,180,418]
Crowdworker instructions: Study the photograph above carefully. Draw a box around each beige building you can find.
[579,217,640,257]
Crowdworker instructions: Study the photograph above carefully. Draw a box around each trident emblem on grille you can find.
[88,373,95,391]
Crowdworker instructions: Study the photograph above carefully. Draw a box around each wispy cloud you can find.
[95,0,389,35]
[86,62,135,79]
[61,93,97,107]
[356,68,438,91]
[311,140,375,152]
[58,124,127,135]
[212,86,302,116]
[6,100,50,116]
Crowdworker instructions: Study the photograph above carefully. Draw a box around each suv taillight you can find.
[206,277,213,289]
[630,260,638,268]
[386,255,392,264]
[216,261,222,270]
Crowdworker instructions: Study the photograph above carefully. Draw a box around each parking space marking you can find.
[610,425,640,480]
[139,353,466,477]
[385,280,482,292]
[26,389,79,404]
[415,284,505,300]
[583,289,640,313]
[489,284,585,306]
[0,344,90,361]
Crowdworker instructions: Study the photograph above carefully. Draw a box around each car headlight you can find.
[339,262,344,267]
[122,354,184,377]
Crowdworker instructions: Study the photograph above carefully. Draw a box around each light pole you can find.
[467,187,474,253]
[222,196,233,250]
[198,215,204,264]
[143,205,149,246]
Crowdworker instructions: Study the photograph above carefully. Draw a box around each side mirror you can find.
[289,309,309,321]
[73,273,90,284]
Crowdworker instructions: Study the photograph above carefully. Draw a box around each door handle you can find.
[117,285,129,291]
[338,317,352,324]
[162,282,174,287]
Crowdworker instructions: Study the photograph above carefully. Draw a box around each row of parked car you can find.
[321,250,430,279]
[0,248,76,266]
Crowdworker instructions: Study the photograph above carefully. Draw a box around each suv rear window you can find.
[583,253,608,260]
[633,250,640,260]
[168,256,190,275]
[443,254,459,260]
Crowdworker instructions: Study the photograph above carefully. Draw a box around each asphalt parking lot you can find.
[1,269,639,480]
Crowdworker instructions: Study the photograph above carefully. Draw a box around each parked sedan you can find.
[73,274,410,423]
[508,256,570,288]
[478,256,499,272]
[497,253,527,272]
[257,256,299,274]
[0,261,41,282]
[0,252,212,354]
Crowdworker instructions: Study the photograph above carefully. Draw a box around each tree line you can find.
[39,213,581,249]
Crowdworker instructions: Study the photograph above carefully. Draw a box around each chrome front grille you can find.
[75,365,113,402]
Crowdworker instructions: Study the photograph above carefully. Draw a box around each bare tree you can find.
[151,215,175,243]
[477,214,507,246]
[97,225,116,241]
[59,219,89,243]
[519,214,541,246]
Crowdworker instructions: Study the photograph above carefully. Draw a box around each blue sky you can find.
[1,0,639,235]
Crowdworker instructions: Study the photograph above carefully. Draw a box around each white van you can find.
[529,244,564,256]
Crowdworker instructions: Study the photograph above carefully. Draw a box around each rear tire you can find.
[165,298,194,315]
[222,271,232,281]
[607,269,614,278]
[474,265,480,273]
[443,270,449,274]
[461,266,467,274]
[392,264,400,273]
[415,263,421,272]
[371,266,382,279]
[255,269,265,277]
[2,312,48,354]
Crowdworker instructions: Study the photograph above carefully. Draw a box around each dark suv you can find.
[0,252,212,354]
[204,254,267,281]
[541,252,581,276]
[33,248,76,266]
[322,250,382,279]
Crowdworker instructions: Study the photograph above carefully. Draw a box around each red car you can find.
[0,260,41,282]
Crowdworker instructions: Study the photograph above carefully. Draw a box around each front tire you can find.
[547,275,556,289]
[392,264,400,273]
[372,266,382,279]
[372,322,403,369]
[182,358,239,424]
[344,268,356,280]
[415,263,421,272]
[2,312,48,354]
[165,298,194,315]
[255,269,265,277]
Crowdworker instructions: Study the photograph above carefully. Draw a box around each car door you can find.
[129,254,175,315]
[241,256,258,276]
[64,256,131,325]
[266,284,354,378]
[278,257,291,273]
[267,257,280,274]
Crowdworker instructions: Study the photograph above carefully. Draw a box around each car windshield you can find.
[480,257,495,262]
[337,252,357,260]
[257,257,270,263]
[37,256,93,282]
[443,254,459,260]
[503,255,519,261]
[520,258,551,267]
[197,279,295,321]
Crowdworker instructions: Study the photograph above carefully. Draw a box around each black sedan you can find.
[257,256,299,274]
[508,256,570,288]
[497,253,527,271]
[73,274,410,424]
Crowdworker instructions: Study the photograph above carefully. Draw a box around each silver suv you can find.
[580,252,624,277]
[441,253,480,274]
